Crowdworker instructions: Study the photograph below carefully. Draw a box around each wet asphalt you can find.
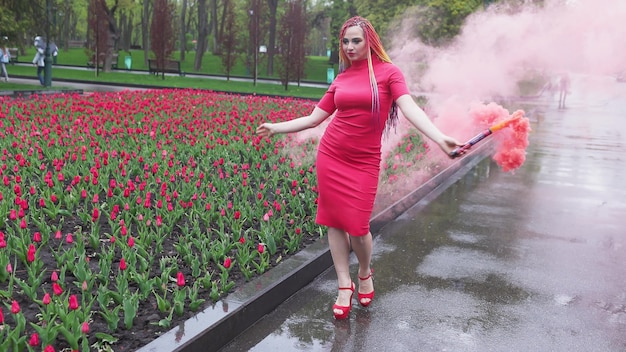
[218,74,626,352]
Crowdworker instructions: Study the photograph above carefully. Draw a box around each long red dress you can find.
[315,57,410,236]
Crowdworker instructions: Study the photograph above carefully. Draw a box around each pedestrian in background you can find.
[0,42,10,82]
[33,36,46,86]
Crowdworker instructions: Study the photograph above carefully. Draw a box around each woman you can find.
[0,45,9,82]
[256,16,461,320]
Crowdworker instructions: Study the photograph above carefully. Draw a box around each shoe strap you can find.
[338,282,355,291]
[358,269,373,281]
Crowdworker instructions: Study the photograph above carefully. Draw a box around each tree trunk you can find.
[142,0,151,65]
[210,0,219,54]
[266,0,278,76]
[180,0,188,61]
[194,0,209,71]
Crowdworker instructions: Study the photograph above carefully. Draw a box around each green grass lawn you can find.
[5,48,334,98]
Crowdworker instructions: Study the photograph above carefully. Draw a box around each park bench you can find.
[148,59,184,76]
[8,48,18,64]
[87,52,119,69]
[67,40,87,49]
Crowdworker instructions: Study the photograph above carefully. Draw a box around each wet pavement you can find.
[217,74,626,352]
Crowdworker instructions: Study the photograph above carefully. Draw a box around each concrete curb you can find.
[137,143,493,352]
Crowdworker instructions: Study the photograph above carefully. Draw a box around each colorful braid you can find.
[338,16,399,135]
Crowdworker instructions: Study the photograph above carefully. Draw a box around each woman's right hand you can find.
[256,123,276,138]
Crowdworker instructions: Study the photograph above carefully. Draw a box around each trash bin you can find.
[125,56,132,70]
[327,68,335,84]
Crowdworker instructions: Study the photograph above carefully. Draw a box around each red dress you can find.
[315,57,410,236]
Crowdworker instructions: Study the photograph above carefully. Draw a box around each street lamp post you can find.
[249,4,258,86]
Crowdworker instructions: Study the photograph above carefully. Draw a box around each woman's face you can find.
[342,26,367,62]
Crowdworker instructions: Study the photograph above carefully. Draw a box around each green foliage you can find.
[354,0,425,38]
[416,0,483,46]
[0,7,19,44]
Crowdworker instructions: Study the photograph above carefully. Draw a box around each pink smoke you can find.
[465,103,531,173]
[385,0,622,171]
[391,0,626,101]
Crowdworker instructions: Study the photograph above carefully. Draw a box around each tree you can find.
[248,0,262,85]
[85,0,120,72]
[142,0,151,65]
[194,0,208,71]
[276,0,306,90]
[218,0,238,80]
[417,0,482,46]
[150,0,175,79]
[87,0,114,74]
[328,0,356,65]
[354,0,420,38]
[265,0,278,76]
[179,0,188,61]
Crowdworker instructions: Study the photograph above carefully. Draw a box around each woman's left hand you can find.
[438,136,463,157]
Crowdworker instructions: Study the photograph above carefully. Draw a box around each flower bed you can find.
[0,89,428,351]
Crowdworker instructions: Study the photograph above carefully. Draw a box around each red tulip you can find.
[68,295,79,310]
[0,307,4,323]
[27,243,36,262]
[176,271,185,287]
[29,333,40,346]
[119,258,127,271]
[33,232,42,242]
[52,283,63,296]
[224,257,232,269]
[258,243,265,254]
[42,292,51,305]
[44,345,55,352]
[81,321,90,334]
[11,300,20,314]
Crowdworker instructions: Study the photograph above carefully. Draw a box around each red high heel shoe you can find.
[358,270,374,307]
[333,282,354,320]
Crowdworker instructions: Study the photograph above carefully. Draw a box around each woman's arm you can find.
[395,94,461,155]
[256,106,332,137]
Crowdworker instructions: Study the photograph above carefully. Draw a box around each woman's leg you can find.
[351,232,374,302]
[37,66,44,85]
[328,227,352,310]
[1,63,7,81]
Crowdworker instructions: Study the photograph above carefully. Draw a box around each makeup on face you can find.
[342,26,367,61]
